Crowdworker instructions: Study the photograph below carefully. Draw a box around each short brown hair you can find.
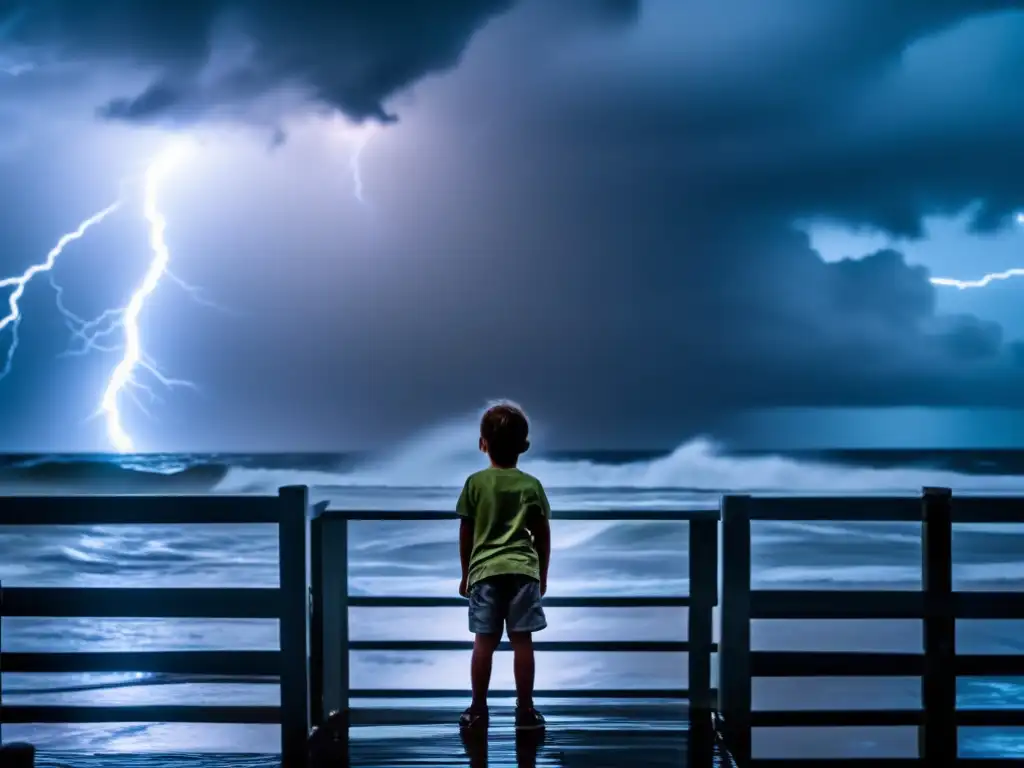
[480,401,530,465]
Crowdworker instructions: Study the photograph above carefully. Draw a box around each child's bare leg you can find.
[507,631,535,709]
[471,632,501,710]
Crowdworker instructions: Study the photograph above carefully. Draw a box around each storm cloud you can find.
[1,0,1024,449]
[0,0,637,124]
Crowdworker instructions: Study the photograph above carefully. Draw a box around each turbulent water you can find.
[2,417,1024,761]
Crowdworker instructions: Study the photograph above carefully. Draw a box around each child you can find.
[457,401,551,732]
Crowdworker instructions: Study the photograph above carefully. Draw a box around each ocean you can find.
[2,418,1024,761]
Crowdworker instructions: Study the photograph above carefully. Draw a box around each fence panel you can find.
[309,507,720,738]
[0,486,309,767]
[718,489,1024,767]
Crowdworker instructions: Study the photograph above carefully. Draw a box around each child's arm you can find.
[528,483,552,595]
[534,516,551,596]
[457,478,473,597]
[459,517,473,595]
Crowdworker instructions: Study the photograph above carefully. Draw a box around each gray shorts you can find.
[468,574,547,635]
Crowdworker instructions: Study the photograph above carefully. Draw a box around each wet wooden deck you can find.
[25,703,732,767]
[343,701,726,767]
[353,725,692,767]
[32,734,723,768]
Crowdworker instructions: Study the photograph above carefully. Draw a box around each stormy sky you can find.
[1,0,1024,452]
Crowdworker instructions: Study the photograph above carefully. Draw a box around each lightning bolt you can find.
[100,141,194,453]
[1,139,198,453]
[930,212,1024,290]
[930,267,1024,290]
[350,126,375,203]
[0,202,121,380]
[6,122,364,452]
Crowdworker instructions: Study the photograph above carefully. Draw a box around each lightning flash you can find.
[0,141,194,452]
[325,118,377,203]
[930,212,1024,290]
[930,266,1024,290]
[4,120,369,452]
[100,142,193,453]
[0,202,121,379]
[349,124,377,203]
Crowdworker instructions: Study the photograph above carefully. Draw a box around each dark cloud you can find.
[104,82,183,121]
[2,0,1024,449]
[324,0,1024,440]
[1,0,637,124]
[463,0,1024,238]
[263,161,1024,446]
[932,315,1004,361]
[825,250,935,328]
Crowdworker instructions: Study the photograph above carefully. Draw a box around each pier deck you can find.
[343,701,722,767]
[28,703,729,767]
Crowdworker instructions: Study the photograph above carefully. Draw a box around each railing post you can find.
[719,495,752,766]
[1,579,4,745]
[920,486,956,762]
[319,514,350,718]
[689,515,718,768]
[309,515,324,727]
[278,485,310,767]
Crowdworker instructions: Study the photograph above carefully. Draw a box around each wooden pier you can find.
[1,486,1023,765]
[0,487,311,766]
[718,489,1024,767]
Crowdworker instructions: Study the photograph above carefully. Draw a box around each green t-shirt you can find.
[457,467,550,586]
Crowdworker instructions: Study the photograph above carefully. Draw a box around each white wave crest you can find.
[214,412,1024,498]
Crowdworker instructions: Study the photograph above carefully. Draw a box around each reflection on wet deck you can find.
[28,703,731,767]
[352,722,725,768]
[343,701,724,767]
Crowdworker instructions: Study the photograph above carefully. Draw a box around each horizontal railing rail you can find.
[338,509,718,521]
[309,506,721,764]
[346,595,696,607]
[740,494,1024,524]
[0,485,309,767]
[343,640,705,652]
[1,587,286,618]
[0,704,284,724]
[341,687,695,698]
[719,489,1024,767]
[0,494,288,525]
[0,650,282,675]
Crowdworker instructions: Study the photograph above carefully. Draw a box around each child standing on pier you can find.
[457,401,551,732]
